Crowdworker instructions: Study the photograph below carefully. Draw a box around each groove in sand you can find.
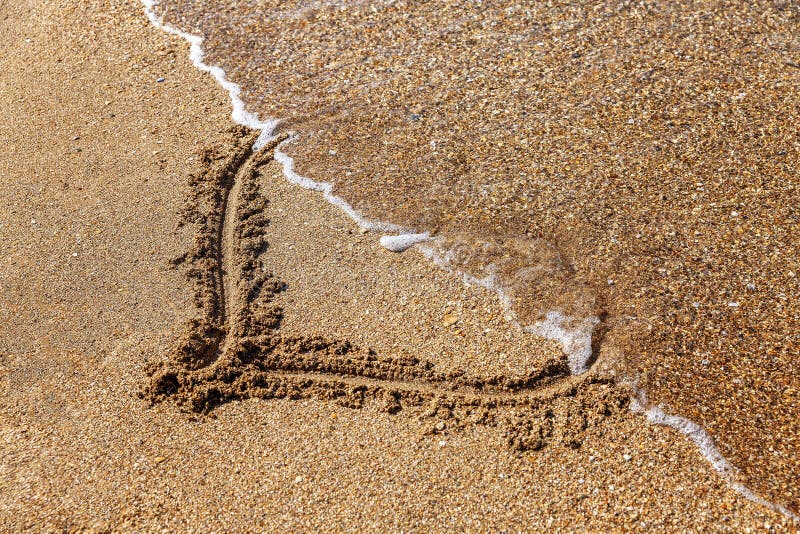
[142,129,628,453]
[219,146,260,351]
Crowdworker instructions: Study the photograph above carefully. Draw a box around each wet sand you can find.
[0,0,797,530]
[153,0,800,513]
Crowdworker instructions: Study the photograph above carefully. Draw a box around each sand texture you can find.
[153,0,800,514]
[0,0,797,531]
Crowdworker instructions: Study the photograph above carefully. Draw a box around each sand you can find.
[0,0,797,531]
[152,0,800,515]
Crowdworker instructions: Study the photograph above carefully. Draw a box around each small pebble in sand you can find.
[623,454,632,461]
[156,77,165,82]
[442,314,458,327]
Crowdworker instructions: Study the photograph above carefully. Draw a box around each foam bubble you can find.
[525,312,599,375]
[379,232,431,252]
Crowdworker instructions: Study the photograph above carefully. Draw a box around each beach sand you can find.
[0,0,796,530]
[154,0,800,514]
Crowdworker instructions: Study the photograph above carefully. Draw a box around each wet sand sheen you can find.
[153,0,800,513]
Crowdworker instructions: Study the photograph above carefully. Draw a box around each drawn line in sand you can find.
[142,129,628,452]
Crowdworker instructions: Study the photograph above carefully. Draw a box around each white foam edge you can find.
[142,0,278,139]
[273,143,407,234]
[631,390,799,522]
[418,243,598,375]
[141,1,799,522]
[143,0,417,240]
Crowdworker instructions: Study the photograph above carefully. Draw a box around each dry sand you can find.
[0,0,797,531]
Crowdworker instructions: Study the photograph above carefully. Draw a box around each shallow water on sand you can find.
[153,0,799,513]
